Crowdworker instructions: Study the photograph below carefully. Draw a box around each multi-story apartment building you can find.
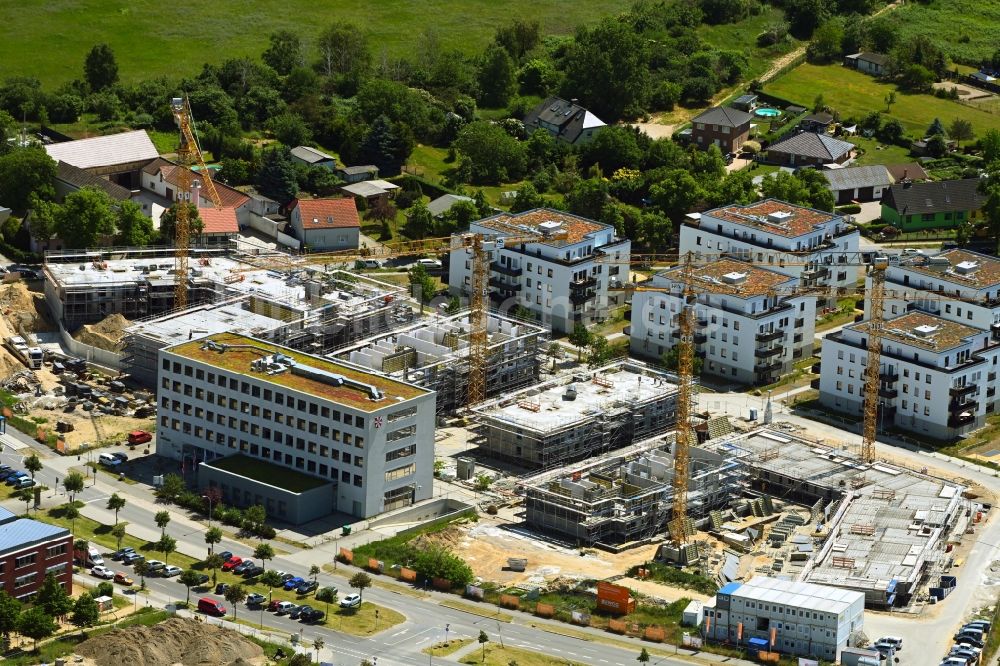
[447,209,631,334]
[0,507,73,601]
[679,199,860,309]
[819,311,1000,439]
[704,577,865,662]
[155,332,435,520]
[629,259,816,385]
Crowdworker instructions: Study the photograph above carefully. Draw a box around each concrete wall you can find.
[58,322,124,370]
[198,461,336,525]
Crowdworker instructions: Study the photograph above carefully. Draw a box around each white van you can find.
[356,259,383,270]
[416,258,442,270]
[879,636,903,650]
[98,453,121,467]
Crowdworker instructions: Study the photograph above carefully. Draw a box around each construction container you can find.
[456,457,475,481]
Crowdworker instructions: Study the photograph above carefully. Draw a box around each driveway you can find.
[631,122,675,140]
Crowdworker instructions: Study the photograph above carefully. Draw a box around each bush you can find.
[836,203,862,214]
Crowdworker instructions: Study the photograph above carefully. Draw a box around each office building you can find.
[447,208,631,334]
[679,199,860,309]
[156,332,435,519]
[629,259,815,385]
[0,507,73,601]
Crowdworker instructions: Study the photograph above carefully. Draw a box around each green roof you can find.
[203,454,330,493]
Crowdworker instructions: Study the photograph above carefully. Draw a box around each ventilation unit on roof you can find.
[913,324,939,337]
[955,260,979,274]
[538,220,563,235]
[768,211,794,224]
[721,271,748,284]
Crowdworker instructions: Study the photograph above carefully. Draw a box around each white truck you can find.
[5,336,42,369]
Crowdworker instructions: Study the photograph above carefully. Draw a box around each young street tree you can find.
[18,607,57,650]
[155,510,171,537]
[106,493,126,524]
[478,630,490,661]
[70,593,101,631]
[315,586,338,618]
[309,564,321,582]
[408,264,437,313]
[259,570,284,602]
[244,504,266,536]
[349,571,372,601]
[23,454,42,480]
[254,543,275,570]
[205,553,225,585]
[569,323,592,361]
[63,471,85,502]
[205,526,223,555]
[156,473,185,502]
[14,487,34,514]
[63,504,80,535]
[178,569,204,605]
[158,535,177,565]
[111,523,127,551]
[134,560,150,588]
[224,584,247,620]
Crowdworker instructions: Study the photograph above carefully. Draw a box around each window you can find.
[46,544,67,558]
[13,573,37,589]
[353,474,363,487]
[385,464,415,481]
[386,444,416,461]
[387,425,416,441]
[15,554,36,569]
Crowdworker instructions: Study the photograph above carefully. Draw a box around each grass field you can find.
[1,0,629,86]
[765,64,1000,136]
[847,136,914,167]
[460,644,586,666]
[893,0,1000,67]
[697,6,802,81]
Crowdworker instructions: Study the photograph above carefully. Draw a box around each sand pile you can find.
[75,617,265,666]
[73,313,131,352]
[0,282,54,333]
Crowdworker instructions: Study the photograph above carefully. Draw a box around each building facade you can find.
[0,507,73,601]
[704,577,865,662]
[524,96,606,145]
[288,198,361,251]
[447,209,630,334]
[679,199,860,310]
[689,106,752,154]
[881,179,984,231]
[629,259,816,385]
[156,332,435,519]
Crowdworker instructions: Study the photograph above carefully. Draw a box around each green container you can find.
[342,525,352,536]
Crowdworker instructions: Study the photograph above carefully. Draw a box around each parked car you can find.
[954,635,984,649]
[15,477,35,489]
[222,556,243,571]
[275,601,297,615]
[242,564,264,578]
[416,258,442,270]
[301,608,325,624]
[340,593,362,609]
[122,552,145,565]
[111,547,136,561]
[90,566,115,579]
[197,597,226,617]
[277,572,294,582]
[283,576,305,591]
[162,565,182,578]
[5,471,27,485]
[98,453,121,467]
[965,621,991,632]
[290,605,312,620]
[191,573,210,586]
[296,580,318,595]
[267,599,283,612]
[215,583,229,595]
[114,572,134,586]
[111,452,128,463]
[145,560,166,575]
[127,430,152,445]
[0,469,16,481]
[246,593,266,607]
[232,560,253,574]
[217,551,233,562]
[877,637,903,651]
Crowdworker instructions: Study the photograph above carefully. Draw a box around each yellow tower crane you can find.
[170,95,223,310]
[861,256,889,464]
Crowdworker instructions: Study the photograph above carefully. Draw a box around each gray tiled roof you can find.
[56,162,133,200]
[427,194,474,217]
[823,165,893,191]
[768,132,854,161]
[882,178,986,216]
[692,106,752,128]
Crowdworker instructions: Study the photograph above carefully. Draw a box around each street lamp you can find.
[202,493,214,526]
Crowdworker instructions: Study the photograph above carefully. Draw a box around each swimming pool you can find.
[755,107,782,118]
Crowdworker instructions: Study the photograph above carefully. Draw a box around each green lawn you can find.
[423,639,474,657]
[697,6,802,81]
[205,454,328,493]
[2,0,629,86]
[893,0,1000,67]
[765,63,1000,135]
[848,136,915,167]
[460,645,586,666]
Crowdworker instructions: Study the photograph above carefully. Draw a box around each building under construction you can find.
[331,310,547,412]
[704,427,967,609]
[523,437,745,547]
[472,361,679,470]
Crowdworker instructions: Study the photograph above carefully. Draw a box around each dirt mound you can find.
[73,313,130,352]
[75,616,265,666]
[0,282,54,333]
[411,525,464,551]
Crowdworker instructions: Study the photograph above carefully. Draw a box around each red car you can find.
[221,556,243,571]
[127,430,152,445]
[267,599,282,612]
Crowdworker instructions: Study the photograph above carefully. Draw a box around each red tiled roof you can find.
[198,207,238,235]
[143,158,250,210]
[477,208,606,246]
[704,199,838,238]
[291,198,360,229]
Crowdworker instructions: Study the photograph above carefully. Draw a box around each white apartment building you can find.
[155,332,435,520]
[819,311,1000,439]
[447,208,631,333]
[679,199,860,309]
[705,577,865,661]
[629,259,816,385]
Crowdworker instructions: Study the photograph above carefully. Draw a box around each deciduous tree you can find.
[84,44,119,91]
[349,571,372,601]
[70,593,100,630]
[106,493,126,524]
[0,147,57,211]
[18,607,56,650]
[262,30,303,76]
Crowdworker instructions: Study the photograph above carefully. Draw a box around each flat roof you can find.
[126,301,287,345]
[0,518,70,555]
[203,454,329,493]
[475,208,611,248]
[904,249,1000,290]
[475,361,676,434]
[702,199,840,238]
[656,258,795,297]
[848,311,981,352]
[167,332,428,410]
[733,575,864,614]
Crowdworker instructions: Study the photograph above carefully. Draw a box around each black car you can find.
[289,605,311,620]
[217,551,233,562]
[0,469,18,481]
[111,547,136,561]
[215,583,229,595]
[246,593,266,607]
[122,552,145,565]
[242,564,264,578]
[301,608,325,624]
[233,560,254,575]
[953,634,984,649]
[296,580,318,595]
[193,573,210,586]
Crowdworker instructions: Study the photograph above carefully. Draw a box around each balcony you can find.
[950,399,979,412]
[754,360,782,373]
[489,277,521,292]
[757,330,783,343]
[570,290,597,305]
[880,368,899,383]
[948,413,976,428]
[802,266,831,281]
[755,346,782,359]
[672,330,707,344]
[490,261,522,277]
[949,383,978,398]
[570,276,598,290]
[878,387,898,399]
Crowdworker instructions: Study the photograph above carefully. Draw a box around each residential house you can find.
[426,194,474,218]
[197,207,239,247]
[629,259,816,385]
[823,165,893,204]
[140,158,252,226]
[799,112,835,134]
[340,180,400,207]
[730,94,758,112]
[844,52,889,77]
[54,161,133,203]
[765,132,854,166]
[881,178,985,231]
[44,129,158,189]
[447,208,630,334]
[885,163,929,183]
[290,146,337,171]
[524,96,606,146]
[336,165,378,184]
[689,106,752,154]
[287,197,360,251]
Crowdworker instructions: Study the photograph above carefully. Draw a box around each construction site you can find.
[331,310,547,412]
[469,361,679,470]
